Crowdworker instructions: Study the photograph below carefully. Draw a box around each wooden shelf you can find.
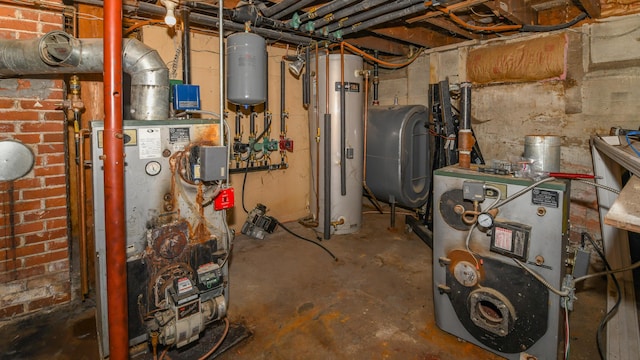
[605,174,640,233]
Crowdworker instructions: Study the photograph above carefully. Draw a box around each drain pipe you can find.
[339,43,347,196]
[103,0,128,359]
[323,49,331,240]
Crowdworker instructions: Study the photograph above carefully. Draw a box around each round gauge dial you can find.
[145,160,162,176]
[453,261,479,287]
[477,212,494,228]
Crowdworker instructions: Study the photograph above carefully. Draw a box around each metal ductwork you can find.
[0,30,169,120]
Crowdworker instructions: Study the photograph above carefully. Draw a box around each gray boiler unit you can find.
[433,165,570,359]
[92,119,231,358]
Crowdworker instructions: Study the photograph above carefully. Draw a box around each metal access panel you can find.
[432,165,570,360]
[91,119,230,358]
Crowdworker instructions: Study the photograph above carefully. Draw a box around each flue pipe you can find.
[104,0,128,359]
[458,82,474,169]
[0,31,169,120]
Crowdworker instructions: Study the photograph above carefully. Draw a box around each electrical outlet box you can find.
[200,146,227,181]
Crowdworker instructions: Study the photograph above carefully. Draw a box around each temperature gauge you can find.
[145,160,162,176]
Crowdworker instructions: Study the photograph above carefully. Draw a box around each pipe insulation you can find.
[313,0,390,35]
[326,0,423,34]
[270,0,316,20]
[74,0,314,45]
[297,0,359,25]
[0,31,169,120]
[339,2,430,37]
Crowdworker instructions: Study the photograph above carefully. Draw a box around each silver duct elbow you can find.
[0,31,169,120]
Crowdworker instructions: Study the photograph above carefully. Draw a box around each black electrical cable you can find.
[241,119,272,214]
[582,232,622,360]
[521,12,587,32]
[276,220,338,262]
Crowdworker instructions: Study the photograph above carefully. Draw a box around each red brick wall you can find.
[0,2,71,320]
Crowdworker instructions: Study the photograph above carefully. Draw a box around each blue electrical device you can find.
[172,84,201,111]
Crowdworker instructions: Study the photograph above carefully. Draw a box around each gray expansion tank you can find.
[366,105,431,208]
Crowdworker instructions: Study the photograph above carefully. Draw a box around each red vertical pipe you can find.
[103,0,128,359]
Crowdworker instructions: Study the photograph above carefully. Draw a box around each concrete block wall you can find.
[0,2,71,321]
[377,14,640,242]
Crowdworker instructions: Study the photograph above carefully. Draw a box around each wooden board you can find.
[605,175,640,233]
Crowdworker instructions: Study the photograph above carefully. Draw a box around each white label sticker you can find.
[138,128,162,159]
[494,227,513,251]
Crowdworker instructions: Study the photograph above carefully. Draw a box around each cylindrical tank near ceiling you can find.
[226,32,266,106]
[309,54,364,235]
[366,105,431,208]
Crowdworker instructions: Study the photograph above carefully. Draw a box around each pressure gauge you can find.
[453,261,479,287]
[145,160,162,176]
[477,212,494,228]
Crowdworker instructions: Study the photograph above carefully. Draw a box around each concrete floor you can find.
[0,212,607,360]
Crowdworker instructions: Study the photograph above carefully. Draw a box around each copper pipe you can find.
[104,0,128,358]
[78,128,91,298]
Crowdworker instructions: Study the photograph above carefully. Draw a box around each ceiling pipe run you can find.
[293,0,359,30]
[325,0,424,36]
[74,0,314,45]
[270,0,316,20]
[313,0,391,35]
[0,31,169,120]
[339,1,432,37]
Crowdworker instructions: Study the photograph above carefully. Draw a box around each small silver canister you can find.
[524,135,561,172]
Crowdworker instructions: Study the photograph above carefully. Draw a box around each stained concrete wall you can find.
[141,27,310,229]
[378,14,640,240]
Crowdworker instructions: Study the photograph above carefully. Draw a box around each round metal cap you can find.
[0,140,35,181]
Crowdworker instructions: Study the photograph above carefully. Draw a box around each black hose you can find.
[583,232,621,360]
[521,12,587,32]
[276,220,338,262]
[241,120,272,214]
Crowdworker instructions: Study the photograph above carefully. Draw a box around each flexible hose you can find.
[276,220,338,262]
[198,317,230,360]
